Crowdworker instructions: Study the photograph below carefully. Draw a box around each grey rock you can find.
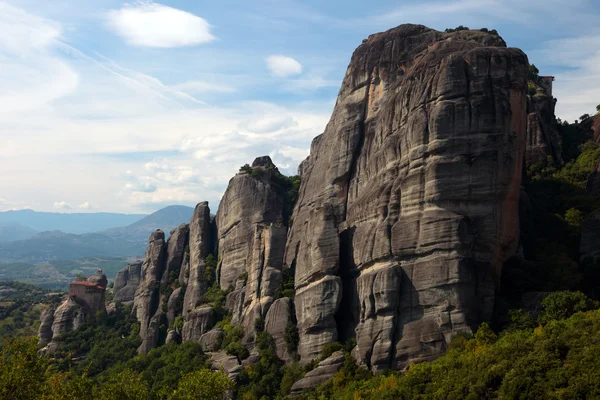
[106,302,119,316]
[215,157,286,291]
[178,252,190,286]
[225,287,245,324]
[167,287,184,327]
[208,351,243,379]
[165,329,179,344]
[138,312,166,355]
[290,351,346,395]
[284,24,528,368]
[182,202,212,318]
[162,224,189,285]
[38,307,55,346]
[114,261,143,303]
[525,91,561,166]
[182,306,215,342]
[199,328,224,352]
[133,230,166,343]
[265,297,294,362]
[51,298,85,340]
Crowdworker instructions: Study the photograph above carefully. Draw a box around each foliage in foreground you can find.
[298,293,600,400]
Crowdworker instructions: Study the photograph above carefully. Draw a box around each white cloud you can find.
[78,202,92,209]
[53,201,72,210]
[265,55,303,77]
[106,2,215,48]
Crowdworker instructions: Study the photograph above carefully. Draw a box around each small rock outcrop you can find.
[285,24,528,368]
[290,351,346,395]
[199,328,224,352]
[208,351,243,380]
[113,261,142,303]
[181,306,215,342]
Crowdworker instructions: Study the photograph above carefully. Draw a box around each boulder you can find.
[165,329,179,344]
[284,24,528,368]
[199,328,224,352]
[182,306,215,342]
[290,351,346,395]
[208,351,243,380]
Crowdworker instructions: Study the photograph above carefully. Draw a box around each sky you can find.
[1,0,599,214]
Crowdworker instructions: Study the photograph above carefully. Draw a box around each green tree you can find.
[564,208,585,228]
[170,369,232,400]
[0,337,47,400]
[597,104,600,113]
[97,369,150,400]
[537,291,595,324]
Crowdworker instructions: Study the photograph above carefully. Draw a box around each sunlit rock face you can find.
[284,24,528,369]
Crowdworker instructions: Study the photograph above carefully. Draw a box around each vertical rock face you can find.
[114,261,143,303]
[182,202,213,318]
[285,24,528,367]
[162,224,189,285]
[525,91,561,166]
[215,157,286,291]
[51,299,85,340]
[38,308,55,346]
[133,230,167,343]
[181,306,215,342]
[265,297,294,362]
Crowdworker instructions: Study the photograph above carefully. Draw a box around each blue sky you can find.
[1,0,599,214]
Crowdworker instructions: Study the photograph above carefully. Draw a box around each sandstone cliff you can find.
[284,24,528,369]
[113,261,142,303]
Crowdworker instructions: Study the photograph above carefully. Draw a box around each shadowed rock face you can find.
[162,224,189,285]
[51,299,85,340]
[525,91,561,166]
[284,24,528,368]
[114,261,142,303]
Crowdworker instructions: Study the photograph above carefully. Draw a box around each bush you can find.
[537,291,596,324]
[596,104,600,113]
[321,342,344,359]
[170,369,232,400]
[284,323,299,353]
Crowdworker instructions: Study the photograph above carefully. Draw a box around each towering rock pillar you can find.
[284,24,528,368]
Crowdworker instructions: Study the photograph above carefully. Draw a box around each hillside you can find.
[0,223,37,242]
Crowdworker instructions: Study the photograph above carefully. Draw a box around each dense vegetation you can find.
[0,281,63,340]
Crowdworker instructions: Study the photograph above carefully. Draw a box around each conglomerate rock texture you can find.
[284,24,528,369]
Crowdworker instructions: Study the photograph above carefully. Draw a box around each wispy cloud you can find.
[105,2,215,48]
[78,202,93,209]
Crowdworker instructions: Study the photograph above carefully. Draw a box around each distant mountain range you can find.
[0,209,147,235]
[0,205,194,262]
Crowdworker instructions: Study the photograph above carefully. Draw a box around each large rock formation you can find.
[525,86,561,166]
[216,157,289,338]
[284,24,528,368]
[113,261,142,303]
[50,299,85,340]
[132,230,167,351]
[290,351,346,395]
[162,224,189,285]
[182,202,213,318]
[216,157,286,291]
[265,297,294,362]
